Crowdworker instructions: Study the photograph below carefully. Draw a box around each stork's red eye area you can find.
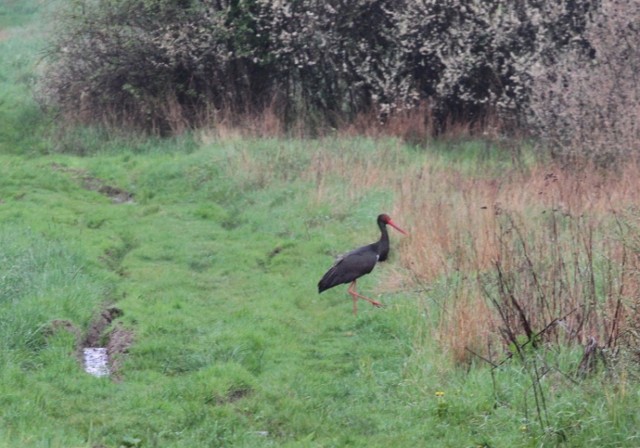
[381,214,391,223]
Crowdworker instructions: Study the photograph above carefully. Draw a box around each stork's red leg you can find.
[352,292,358,316]
[347,280,383,315]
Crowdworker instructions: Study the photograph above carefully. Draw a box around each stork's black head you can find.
[377,214,407,235]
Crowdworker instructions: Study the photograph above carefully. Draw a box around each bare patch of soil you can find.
[106,323,134,376]
[45,306,133,378]
[210,387,253,405]
[82,306,132,379]
[82,306,124,347]
[45,319,80,339]
[51,163,134,203]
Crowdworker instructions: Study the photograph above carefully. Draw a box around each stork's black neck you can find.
[376,216,391,262]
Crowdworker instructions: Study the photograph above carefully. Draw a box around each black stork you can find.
[318,214,407,315]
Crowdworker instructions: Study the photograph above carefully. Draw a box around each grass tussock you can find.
[434,282,499,366]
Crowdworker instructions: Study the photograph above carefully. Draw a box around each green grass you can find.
[0,1,40,28]
[0,0,51,155]
[1,139,639,447]
[2,3,640,447]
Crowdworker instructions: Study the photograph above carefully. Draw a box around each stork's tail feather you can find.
[318,266,338,293]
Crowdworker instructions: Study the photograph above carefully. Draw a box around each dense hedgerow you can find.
[530,0,640,163]
[39,0,602,138]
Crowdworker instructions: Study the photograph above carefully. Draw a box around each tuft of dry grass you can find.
[433,281,499,366]
[341,102,436,145]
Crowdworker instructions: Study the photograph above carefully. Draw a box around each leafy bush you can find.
[529,0,640,164]
[39,0,599,136]
[393,1,595,127]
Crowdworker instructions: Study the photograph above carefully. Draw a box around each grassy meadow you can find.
[2,3,640,448]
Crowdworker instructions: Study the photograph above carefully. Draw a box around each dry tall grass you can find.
[298,141,640,365]
[406,164,640,364]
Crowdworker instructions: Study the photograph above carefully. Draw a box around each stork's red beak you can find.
[387,219,408,235]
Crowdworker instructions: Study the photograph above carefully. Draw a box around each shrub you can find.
[39,0,599,137]
[529,0,640,164]
[393,0,595,130]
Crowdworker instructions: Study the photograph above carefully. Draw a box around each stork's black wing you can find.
[318,244,379,293]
